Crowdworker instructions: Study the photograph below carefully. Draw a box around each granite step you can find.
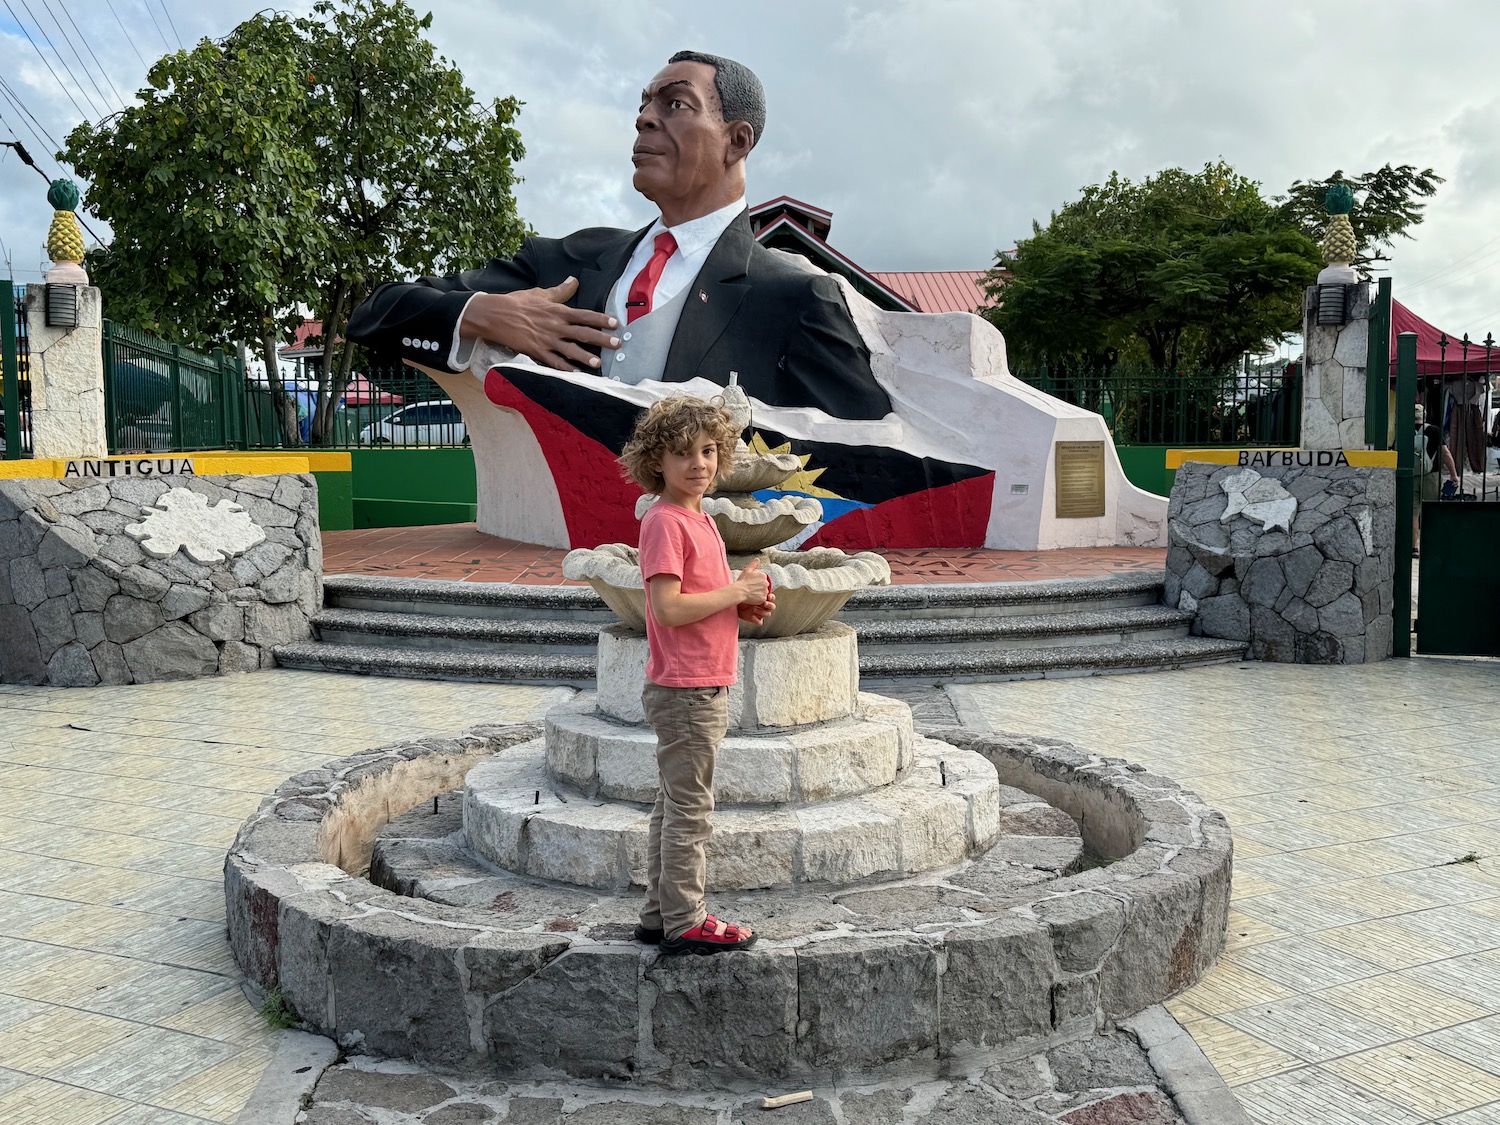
[324,571,1165,622]
[858,636,1247,681]
[271,640,595,684]
[273,634,1244,684]
[838,571,1164,619]
[313,607,602,654]
[323,574,613,621]
[850,604,1194,651]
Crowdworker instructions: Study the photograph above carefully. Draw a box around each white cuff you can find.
[449,293,483,371]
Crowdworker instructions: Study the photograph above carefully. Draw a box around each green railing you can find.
[1,283,30,458]
[1012,361,1301,447]
[306,362,463,449]
[102,320,250,454]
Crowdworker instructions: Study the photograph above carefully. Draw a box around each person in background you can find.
[1414,402,1457,554]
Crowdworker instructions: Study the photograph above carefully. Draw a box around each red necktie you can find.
[626,231,678,323]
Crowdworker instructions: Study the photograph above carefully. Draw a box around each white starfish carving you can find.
[125,488,267,564]
[1220,469,1297,533]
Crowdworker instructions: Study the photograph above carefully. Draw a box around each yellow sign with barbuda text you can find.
[1165,448,1397,470]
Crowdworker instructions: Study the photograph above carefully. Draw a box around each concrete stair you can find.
[272,572,1246,684]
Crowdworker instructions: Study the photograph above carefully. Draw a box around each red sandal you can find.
[660,914,757,956]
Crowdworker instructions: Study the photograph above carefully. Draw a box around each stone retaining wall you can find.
[225,723,1232,1087]
[1165,461,1395,663]
[0,474,321,686]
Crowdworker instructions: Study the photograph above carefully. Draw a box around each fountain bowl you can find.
[562,543,890,637]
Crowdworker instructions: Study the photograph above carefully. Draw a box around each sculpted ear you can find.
[725,120,755,165]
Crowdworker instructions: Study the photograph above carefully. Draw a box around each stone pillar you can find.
[1300,281,1371,451]
[24,284,107,459]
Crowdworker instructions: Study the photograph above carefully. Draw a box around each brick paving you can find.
[958,658,1500,1125]
[0,655,1496,1122]
[321,522,1167,585]
[0,672,563,1124]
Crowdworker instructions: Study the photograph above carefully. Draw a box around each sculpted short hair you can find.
[619,395,739,494]
[668,49,765,149]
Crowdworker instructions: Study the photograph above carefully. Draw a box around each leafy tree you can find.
[1279,164,1443,273]
[295,0,527,442]
[985,161,1320,373]
[65,0,527,445]
[66,14,325,442]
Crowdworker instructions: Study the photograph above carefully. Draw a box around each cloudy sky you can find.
[4,1,1500,342]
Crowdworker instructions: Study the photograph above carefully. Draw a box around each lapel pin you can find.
[699,290,708,302]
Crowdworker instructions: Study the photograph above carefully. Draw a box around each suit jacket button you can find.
[622,332,632,341]
[615,352,625,361]
[402,337,412,347]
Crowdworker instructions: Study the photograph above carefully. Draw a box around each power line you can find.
[157,0,182,50]
[14,0,108,120]
[56,1,128,109]
[36,0,119,117]
[142,0,171,52]
[104,0,147,69]
[1,0,94,122]
[0,78,62,157]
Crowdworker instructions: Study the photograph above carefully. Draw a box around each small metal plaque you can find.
[1054,441,1106,518]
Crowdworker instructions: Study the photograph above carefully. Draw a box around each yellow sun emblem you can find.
[745,433,840,498]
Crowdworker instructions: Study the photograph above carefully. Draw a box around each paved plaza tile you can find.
[0,656,1497,1122]
[959,656,1500,1125]
[0,671,563,1124]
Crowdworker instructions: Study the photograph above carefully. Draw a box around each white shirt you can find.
[448,196,747,373]
[605,197,747,329]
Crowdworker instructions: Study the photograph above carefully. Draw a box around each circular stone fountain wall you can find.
[225,716,1231,1087]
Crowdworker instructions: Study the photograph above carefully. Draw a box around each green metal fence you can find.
[1012,360,1301,447]
[102,320,251,454]
[1,282,31,458]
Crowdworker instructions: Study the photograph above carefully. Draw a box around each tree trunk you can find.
[311,283,347,446]
[262,330,298,448]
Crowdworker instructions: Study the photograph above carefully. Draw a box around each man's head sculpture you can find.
[633,51,765,225]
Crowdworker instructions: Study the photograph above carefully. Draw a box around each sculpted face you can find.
[633,60,751,225]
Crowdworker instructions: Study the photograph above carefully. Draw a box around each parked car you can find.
[358,400,467,446]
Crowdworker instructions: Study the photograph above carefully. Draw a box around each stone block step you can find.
[273,633,1243,685]
[852,604,1194,651]
[323,571,1165,623]
[313,607,601,654]
[838,572,1164,620]
[323,574,614,622]
[545,691,915,805]
[271,640,593,683]
[858,636,1247,681]
[464,736,1025,891]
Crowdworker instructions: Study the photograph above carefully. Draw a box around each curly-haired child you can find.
[618,395,773,955]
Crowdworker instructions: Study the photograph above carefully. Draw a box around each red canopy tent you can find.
[1390,300,1500,376]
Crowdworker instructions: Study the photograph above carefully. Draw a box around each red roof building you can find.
[749,196,1001,314]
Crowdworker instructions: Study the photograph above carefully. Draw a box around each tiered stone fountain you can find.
[226,387,1232,1090]
[478,386,998,890]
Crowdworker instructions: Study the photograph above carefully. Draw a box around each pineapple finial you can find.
[44,177,89,285]
[1320,180,1357,269]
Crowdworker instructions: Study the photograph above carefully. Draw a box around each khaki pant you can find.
[639,681,728,939]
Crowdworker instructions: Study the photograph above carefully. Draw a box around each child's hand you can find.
[738,588,775,624]
[733,558,771,607]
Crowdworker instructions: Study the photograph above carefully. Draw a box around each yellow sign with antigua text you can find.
[0,451,347,480]
[1165,448,1397,470]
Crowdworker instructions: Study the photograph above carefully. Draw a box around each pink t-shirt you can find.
[638,499,739,687]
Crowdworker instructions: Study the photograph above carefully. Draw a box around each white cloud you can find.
[2,0,1500,338]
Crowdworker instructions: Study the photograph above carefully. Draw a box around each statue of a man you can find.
[347,50,892,421]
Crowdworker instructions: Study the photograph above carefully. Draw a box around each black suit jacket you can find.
[346,212,892,420]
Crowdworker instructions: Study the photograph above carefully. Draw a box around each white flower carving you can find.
[125,487,267,564]
[1220,468,1298,533]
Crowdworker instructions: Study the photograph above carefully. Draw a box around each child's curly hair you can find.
[618,395,739,494]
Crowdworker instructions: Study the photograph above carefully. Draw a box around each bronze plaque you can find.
[1054,441,1106,518]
